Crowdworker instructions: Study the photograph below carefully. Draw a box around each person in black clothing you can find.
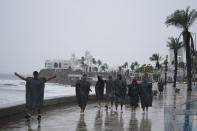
[95,75,105,106]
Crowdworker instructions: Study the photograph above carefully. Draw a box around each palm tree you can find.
[150,53,162,70]
[130,63,135,73]
[97,60,102,72]
[101,65,106,72]
[139,64,153,73]
[103,63,108,70]
[134,61,139,68]
[81,57,85,72]
[124,62,128,69]
[118,66,122,75]
[167,37,183,87]
[123,62,128,77]
[166,6,197,91]
[163,55,168,84]
[92,58,97,65]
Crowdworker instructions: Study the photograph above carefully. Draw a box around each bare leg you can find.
[142,107,145,112]
[111,101,113,108]
[25,109,32,120]
[105,101,109,110]
[146,107,148,111]
[115,104,118,110]
[80,107,85,113]
[37,109,41,120]
[121,104,123,111]
[98,100,101,106]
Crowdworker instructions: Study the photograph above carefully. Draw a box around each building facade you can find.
[45,50,98,72]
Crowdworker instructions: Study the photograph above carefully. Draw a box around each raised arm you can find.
[46,75,56,82]
[14,72,27,81]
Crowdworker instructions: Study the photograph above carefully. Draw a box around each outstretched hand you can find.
[14,72,26,81]
[46,75,57,82]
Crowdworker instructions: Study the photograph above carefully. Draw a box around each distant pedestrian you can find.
[105,76,114,109]
[128,77,139,112]
[158,80,164,94]
[139,73,152,112]
[114,74,127,112]
[14,71,56,121]
[75,74,92,113]
[95,75,105,107]
[152,81,158,96]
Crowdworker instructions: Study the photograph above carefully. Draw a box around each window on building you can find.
[59,63,61,68]
[54,63,58,68]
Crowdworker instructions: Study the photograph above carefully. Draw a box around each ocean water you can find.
[0,74,95,109]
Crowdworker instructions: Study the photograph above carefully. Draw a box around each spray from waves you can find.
[0,80,25,87]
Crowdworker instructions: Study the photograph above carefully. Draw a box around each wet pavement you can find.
[1,83,197,131]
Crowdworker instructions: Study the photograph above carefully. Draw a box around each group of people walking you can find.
[76,73,153,114]
[14,71,154,121]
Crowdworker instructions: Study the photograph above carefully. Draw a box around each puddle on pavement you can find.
[176,114,197,131]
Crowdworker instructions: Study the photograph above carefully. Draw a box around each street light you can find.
[178,55,182,63]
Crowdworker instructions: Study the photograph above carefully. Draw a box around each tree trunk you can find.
[165,61,168,85]
[183,30,192,91]
[173,51,178,88]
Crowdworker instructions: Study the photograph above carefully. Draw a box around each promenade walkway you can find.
[1,83,197,131]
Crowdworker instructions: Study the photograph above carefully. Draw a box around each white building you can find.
[45,59,71,69]
[169,47,186,65]
[45,50,99,72]
[169,47,186,78]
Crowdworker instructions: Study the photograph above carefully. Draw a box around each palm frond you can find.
[188,9,197,28]
[166,10,187,29]
[165,6,197,30]
[167,37,183,50]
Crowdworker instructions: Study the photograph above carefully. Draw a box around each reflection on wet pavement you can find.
[1,84,197,131]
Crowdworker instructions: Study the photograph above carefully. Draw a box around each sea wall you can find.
[0,95,97,118]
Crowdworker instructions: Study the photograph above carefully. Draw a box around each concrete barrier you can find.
[0,95,97,118]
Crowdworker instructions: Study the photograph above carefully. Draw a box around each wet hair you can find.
[33,71,38,76]
[142,73,148,82]
[143,73,148,79]
[117,74,122,80]
[97,75,104,83]
[83,74,87,77]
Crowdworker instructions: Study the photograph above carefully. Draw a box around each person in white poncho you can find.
[152,81,158,96]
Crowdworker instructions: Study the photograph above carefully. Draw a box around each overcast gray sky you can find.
[0,0,197,74]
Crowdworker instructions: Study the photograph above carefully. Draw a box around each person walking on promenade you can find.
[128,77,139,112]
[14,71,56,121]
[114,74,127,112]
[152,81,158,96]
[95,75,105,107]
[105,76,115,110]
[139,73,152,112]
[75,74,92,113]
[158,79,164,95]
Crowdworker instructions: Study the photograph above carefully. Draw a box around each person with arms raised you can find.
[14,71,56,121]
